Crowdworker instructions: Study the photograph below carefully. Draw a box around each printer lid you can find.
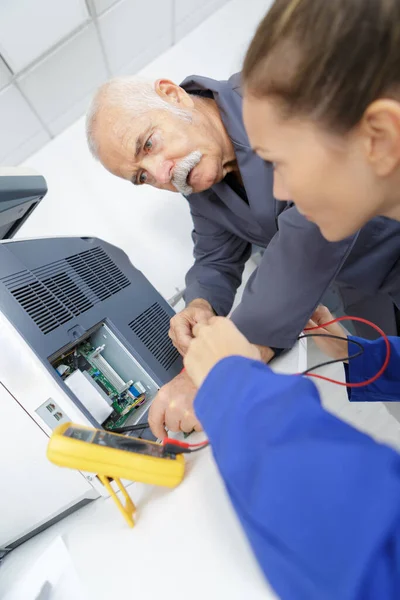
[0,167,47,240]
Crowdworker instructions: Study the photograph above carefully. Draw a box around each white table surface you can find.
[0,435,276,600]
[0,342,308,600]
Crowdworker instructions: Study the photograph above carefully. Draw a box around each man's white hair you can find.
[86,76,191,159]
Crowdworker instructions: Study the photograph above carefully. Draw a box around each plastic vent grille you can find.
[9,279,76,334]
[2,247,131,334]
[66,247,130,299]
[43,272,93,316]
[129,302,179,370]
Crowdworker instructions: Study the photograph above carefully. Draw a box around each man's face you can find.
[96,106,226,194]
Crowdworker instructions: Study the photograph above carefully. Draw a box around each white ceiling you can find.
[0,57,12,91]
[0,0,89,72]
[0,0,228,165]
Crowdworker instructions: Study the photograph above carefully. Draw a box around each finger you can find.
[180,411,199,433]
[175,341,189,357]
[169,328,191,356]
[194,310,213,325]
[193,422,203,432]
[312,305,333,325]
[148,402,168,440]
[169,327,182,350]
[208,315,227,326]
[313,306,348,337]
[192,321,209,337]
[164,401,182,432]
[172,323,194,351]
[305,318,318,330]
[306,314,347,340]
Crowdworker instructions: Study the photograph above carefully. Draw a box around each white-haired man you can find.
[86,73,400,439]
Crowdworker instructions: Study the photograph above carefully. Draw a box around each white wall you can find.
[17,0,272,303]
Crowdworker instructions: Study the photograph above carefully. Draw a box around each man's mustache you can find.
[172,151,202,195]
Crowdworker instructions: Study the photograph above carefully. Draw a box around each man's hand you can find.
[169,298,215,356]
[148,370,202,439]
[306,305,349,361]
[184,316,262,388]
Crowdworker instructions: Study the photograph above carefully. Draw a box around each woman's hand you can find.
[184,317,261,388]
[306,306,349,361]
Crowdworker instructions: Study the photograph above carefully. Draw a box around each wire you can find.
[115,317,388,442]
[300,315,391,388]
[111,424,209,455]
[111,422,150,434]
[163,437,209,455]
[297,334,365,374]
[187,443,210,453]
[109,424,210,456]
[185,440,209,447]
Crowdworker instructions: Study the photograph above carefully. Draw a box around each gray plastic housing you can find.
[0,236,183,425]
[0,173,47,239]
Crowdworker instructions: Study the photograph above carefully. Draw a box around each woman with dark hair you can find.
[181,2,400,598]
[242,0,400,244]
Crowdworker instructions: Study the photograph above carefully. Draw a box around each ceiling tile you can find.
[98,0,173,74]
[0,57,12,91]
[92,0,120,15]
[0,84,50,164]
[18,25,108,136]
[0,0,89,73]
[49,92,100,137]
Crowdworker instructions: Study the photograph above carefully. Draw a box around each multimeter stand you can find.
[98,475,136,527]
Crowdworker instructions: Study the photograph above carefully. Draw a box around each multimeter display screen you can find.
[64,427,168,458]
[65,428,95,442]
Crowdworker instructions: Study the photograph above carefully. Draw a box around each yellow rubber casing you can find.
[47,422,185,488]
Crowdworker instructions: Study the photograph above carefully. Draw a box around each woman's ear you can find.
[361,99,400,177]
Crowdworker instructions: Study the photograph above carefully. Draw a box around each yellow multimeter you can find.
[47,422,185,527]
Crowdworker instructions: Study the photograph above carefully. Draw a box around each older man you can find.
[86,73,400,437]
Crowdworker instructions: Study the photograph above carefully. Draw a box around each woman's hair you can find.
[243,0,400,131]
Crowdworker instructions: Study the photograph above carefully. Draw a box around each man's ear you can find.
[361,99,400,177]
[154,79,194,109]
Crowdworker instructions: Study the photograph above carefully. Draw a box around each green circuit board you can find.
[87,367,119,400]
[54,341,146,431]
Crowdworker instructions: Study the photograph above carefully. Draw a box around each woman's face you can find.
[243,94,385,242]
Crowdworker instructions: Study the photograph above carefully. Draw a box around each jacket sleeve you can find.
[195,357,400,600]
[230,205,357,348]
[184,198,251,316]
[346,335,400,402]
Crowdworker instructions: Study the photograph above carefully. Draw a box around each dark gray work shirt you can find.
[181,73,400,349]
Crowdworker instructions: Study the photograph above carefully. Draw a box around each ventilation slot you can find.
[129,302,179,370]
[66,247,130,301]
[2,246,131,334]
[10,280,74,334]
[43,272,93,316]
